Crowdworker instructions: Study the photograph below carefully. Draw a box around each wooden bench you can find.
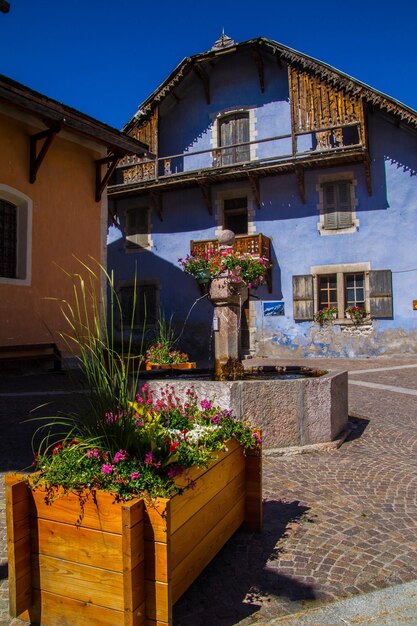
[0,343,62,372]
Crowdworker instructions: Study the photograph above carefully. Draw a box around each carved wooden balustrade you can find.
[190,233,272,292]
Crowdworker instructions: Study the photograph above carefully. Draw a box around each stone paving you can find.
[1,359,417,625]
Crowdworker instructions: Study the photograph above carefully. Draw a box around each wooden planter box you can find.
[145,362,196,371]
[6,440,261,625]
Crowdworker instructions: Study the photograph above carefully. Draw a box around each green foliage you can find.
[33,384,261,500]
[179,248,270,289]
[145,314,189,364]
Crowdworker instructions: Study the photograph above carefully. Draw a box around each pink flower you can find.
[113,450,128,463]
[130,471,142,480]
[86,447,100,459]
[201,398,212,410]
[101,463,114,475]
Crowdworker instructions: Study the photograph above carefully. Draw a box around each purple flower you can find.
[167,465,184,478]
[144,451,154,465]
[101,463,114,475]
[201,399,212,410]
[130,471,142,480]
[113,450,128,463]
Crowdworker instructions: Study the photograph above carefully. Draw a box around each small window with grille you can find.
[0,199,17,279]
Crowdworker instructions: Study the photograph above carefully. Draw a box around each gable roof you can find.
[124,36,417,132]
[0,74,150,157]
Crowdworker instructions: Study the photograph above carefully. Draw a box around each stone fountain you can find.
[141,231,348,450]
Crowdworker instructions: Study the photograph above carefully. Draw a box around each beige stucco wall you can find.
[0,109,107,354]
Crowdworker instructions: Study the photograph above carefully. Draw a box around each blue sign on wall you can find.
[263,301,285,316]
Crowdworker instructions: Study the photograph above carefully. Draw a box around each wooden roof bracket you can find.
[150,190,163,221]
[29,123,62,184]
[252,49,265,93]
[364,153,372,196]
[199,181,212,215]
[95,153,120,202]
[247,173,261,209]
[193,64,210,105]
[295,166,306,204]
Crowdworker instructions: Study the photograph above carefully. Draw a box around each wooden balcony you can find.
[190,233,272,292]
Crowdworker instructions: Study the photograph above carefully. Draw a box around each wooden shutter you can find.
[323,182,353,230]
[219,113,249,165]
[126,208,149,248]
[293,275,314,320]
[235,114,250,162]
[369,270,393,318]
[323,184,338,230]
[337,182,353,229]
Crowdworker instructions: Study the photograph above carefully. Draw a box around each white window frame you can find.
[316,173,359,235]
[211,108,257,165]
[214,187,256,238]
[125,206,152,252]
[0,184,32,286]
[311,262,371,321]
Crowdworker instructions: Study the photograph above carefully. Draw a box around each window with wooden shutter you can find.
[323,181,353,230]
[125,207,150,249]
[218,112,250,165]
[369,270,393,318]
[293,275,314,320]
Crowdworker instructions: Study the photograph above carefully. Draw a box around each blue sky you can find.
[1,1,417,129]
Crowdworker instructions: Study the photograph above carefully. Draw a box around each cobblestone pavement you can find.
[1,359,417,625]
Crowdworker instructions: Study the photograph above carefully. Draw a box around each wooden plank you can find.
[145,580,171,624]
[171,470,245,570]
[144,498,170,543]
[32,553,125,611]
[32,589,133,626]
[171,496,245,604]
[6,477,32,617]
[32,518,124,570]
[170,444,244,534]
[30,487,137,533]
[144,540,169,583]
[122,501,145,623]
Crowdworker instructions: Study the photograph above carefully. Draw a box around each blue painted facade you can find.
[108,37,417,360]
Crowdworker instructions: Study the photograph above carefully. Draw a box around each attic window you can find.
[218,112,250,165]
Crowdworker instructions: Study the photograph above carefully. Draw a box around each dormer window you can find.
[218,112,250,165]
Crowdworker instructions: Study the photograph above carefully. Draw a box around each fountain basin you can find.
[139,368,348,449]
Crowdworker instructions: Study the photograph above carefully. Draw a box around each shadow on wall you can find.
[107,235,214,363]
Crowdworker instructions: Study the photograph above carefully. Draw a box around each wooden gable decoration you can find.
[289,67,366,147]
[119,108,158,184]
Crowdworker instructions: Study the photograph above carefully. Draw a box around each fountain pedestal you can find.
[209,273,248,380]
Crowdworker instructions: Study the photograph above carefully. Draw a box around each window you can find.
[119,282,158,329]
[215,189,256,237]
[223,197,248,235]
[317,174,359,235]
[0,185,32,285]
[218,112,250,165]
[0,199,17,278]
[317,272,365,316]
[293,265,393,321]
[125,207,151,250]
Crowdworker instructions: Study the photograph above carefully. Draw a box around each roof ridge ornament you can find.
[211,29,236,50]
